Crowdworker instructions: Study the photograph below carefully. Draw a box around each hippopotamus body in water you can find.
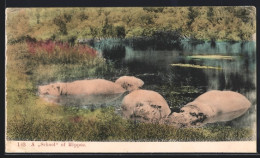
[167,90,251,127]
[38,76,144,108]
[121,89,171,123]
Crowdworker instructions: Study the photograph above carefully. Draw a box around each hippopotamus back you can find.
[185,90,251,123]
[167,90,251,127]
[63,79,126,95]
[38,79,127,108]
[121,89,171,123]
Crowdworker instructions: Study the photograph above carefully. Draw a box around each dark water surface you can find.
[91,39,256,127]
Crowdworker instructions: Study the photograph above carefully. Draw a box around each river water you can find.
[91,39,256,127]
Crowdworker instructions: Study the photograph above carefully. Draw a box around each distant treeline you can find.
[6,7,256,43]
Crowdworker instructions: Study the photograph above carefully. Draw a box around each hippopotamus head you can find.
[115,76,144,91]
[166,104,208,127]
[38,83,63,96]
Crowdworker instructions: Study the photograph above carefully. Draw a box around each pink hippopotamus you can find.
[38,76,144,107]
[167,90,251,127]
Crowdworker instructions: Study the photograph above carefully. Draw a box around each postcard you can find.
[5,7,257,153]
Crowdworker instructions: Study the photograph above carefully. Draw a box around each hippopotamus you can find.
[121,89,171,123]
[167,90,251,127]
[38,79,126,96]
[38,79,126,106]
[38,76,144,108]
[115,76,144,91]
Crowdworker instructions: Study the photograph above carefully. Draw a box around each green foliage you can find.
[140,13,155,26]
[114,26,126,38]
[79,12,89,21]
[188,7,199,27]
[53,17,68,35]
[143,7,164,13]
[6,7,256,42]
[102,18,113,37]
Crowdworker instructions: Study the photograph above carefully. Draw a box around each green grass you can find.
[6,42,254,141]
[7,105,253,141]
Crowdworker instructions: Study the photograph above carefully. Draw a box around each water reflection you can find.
[94,40,256,90]
[93,39,256,127]
[40,93,124,111]
[102,45,126,61]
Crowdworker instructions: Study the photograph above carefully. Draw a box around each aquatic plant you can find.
[170,63,222,70]
[187,55,235,60]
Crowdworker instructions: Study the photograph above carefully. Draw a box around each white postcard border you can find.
[5,141,257,153]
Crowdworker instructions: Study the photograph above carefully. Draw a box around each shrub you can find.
[26,40,97,63]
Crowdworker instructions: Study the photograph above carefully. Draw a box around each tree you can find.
[187,7,199,27]
[143,7,164,13]
[6,7,256,41]
[102,17,113,37]
[53,17,68,35]
[114,26,126,38]
[6,9,31,42]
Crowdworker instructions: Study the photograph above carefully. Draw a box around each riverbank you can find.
[6,42,254,141]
